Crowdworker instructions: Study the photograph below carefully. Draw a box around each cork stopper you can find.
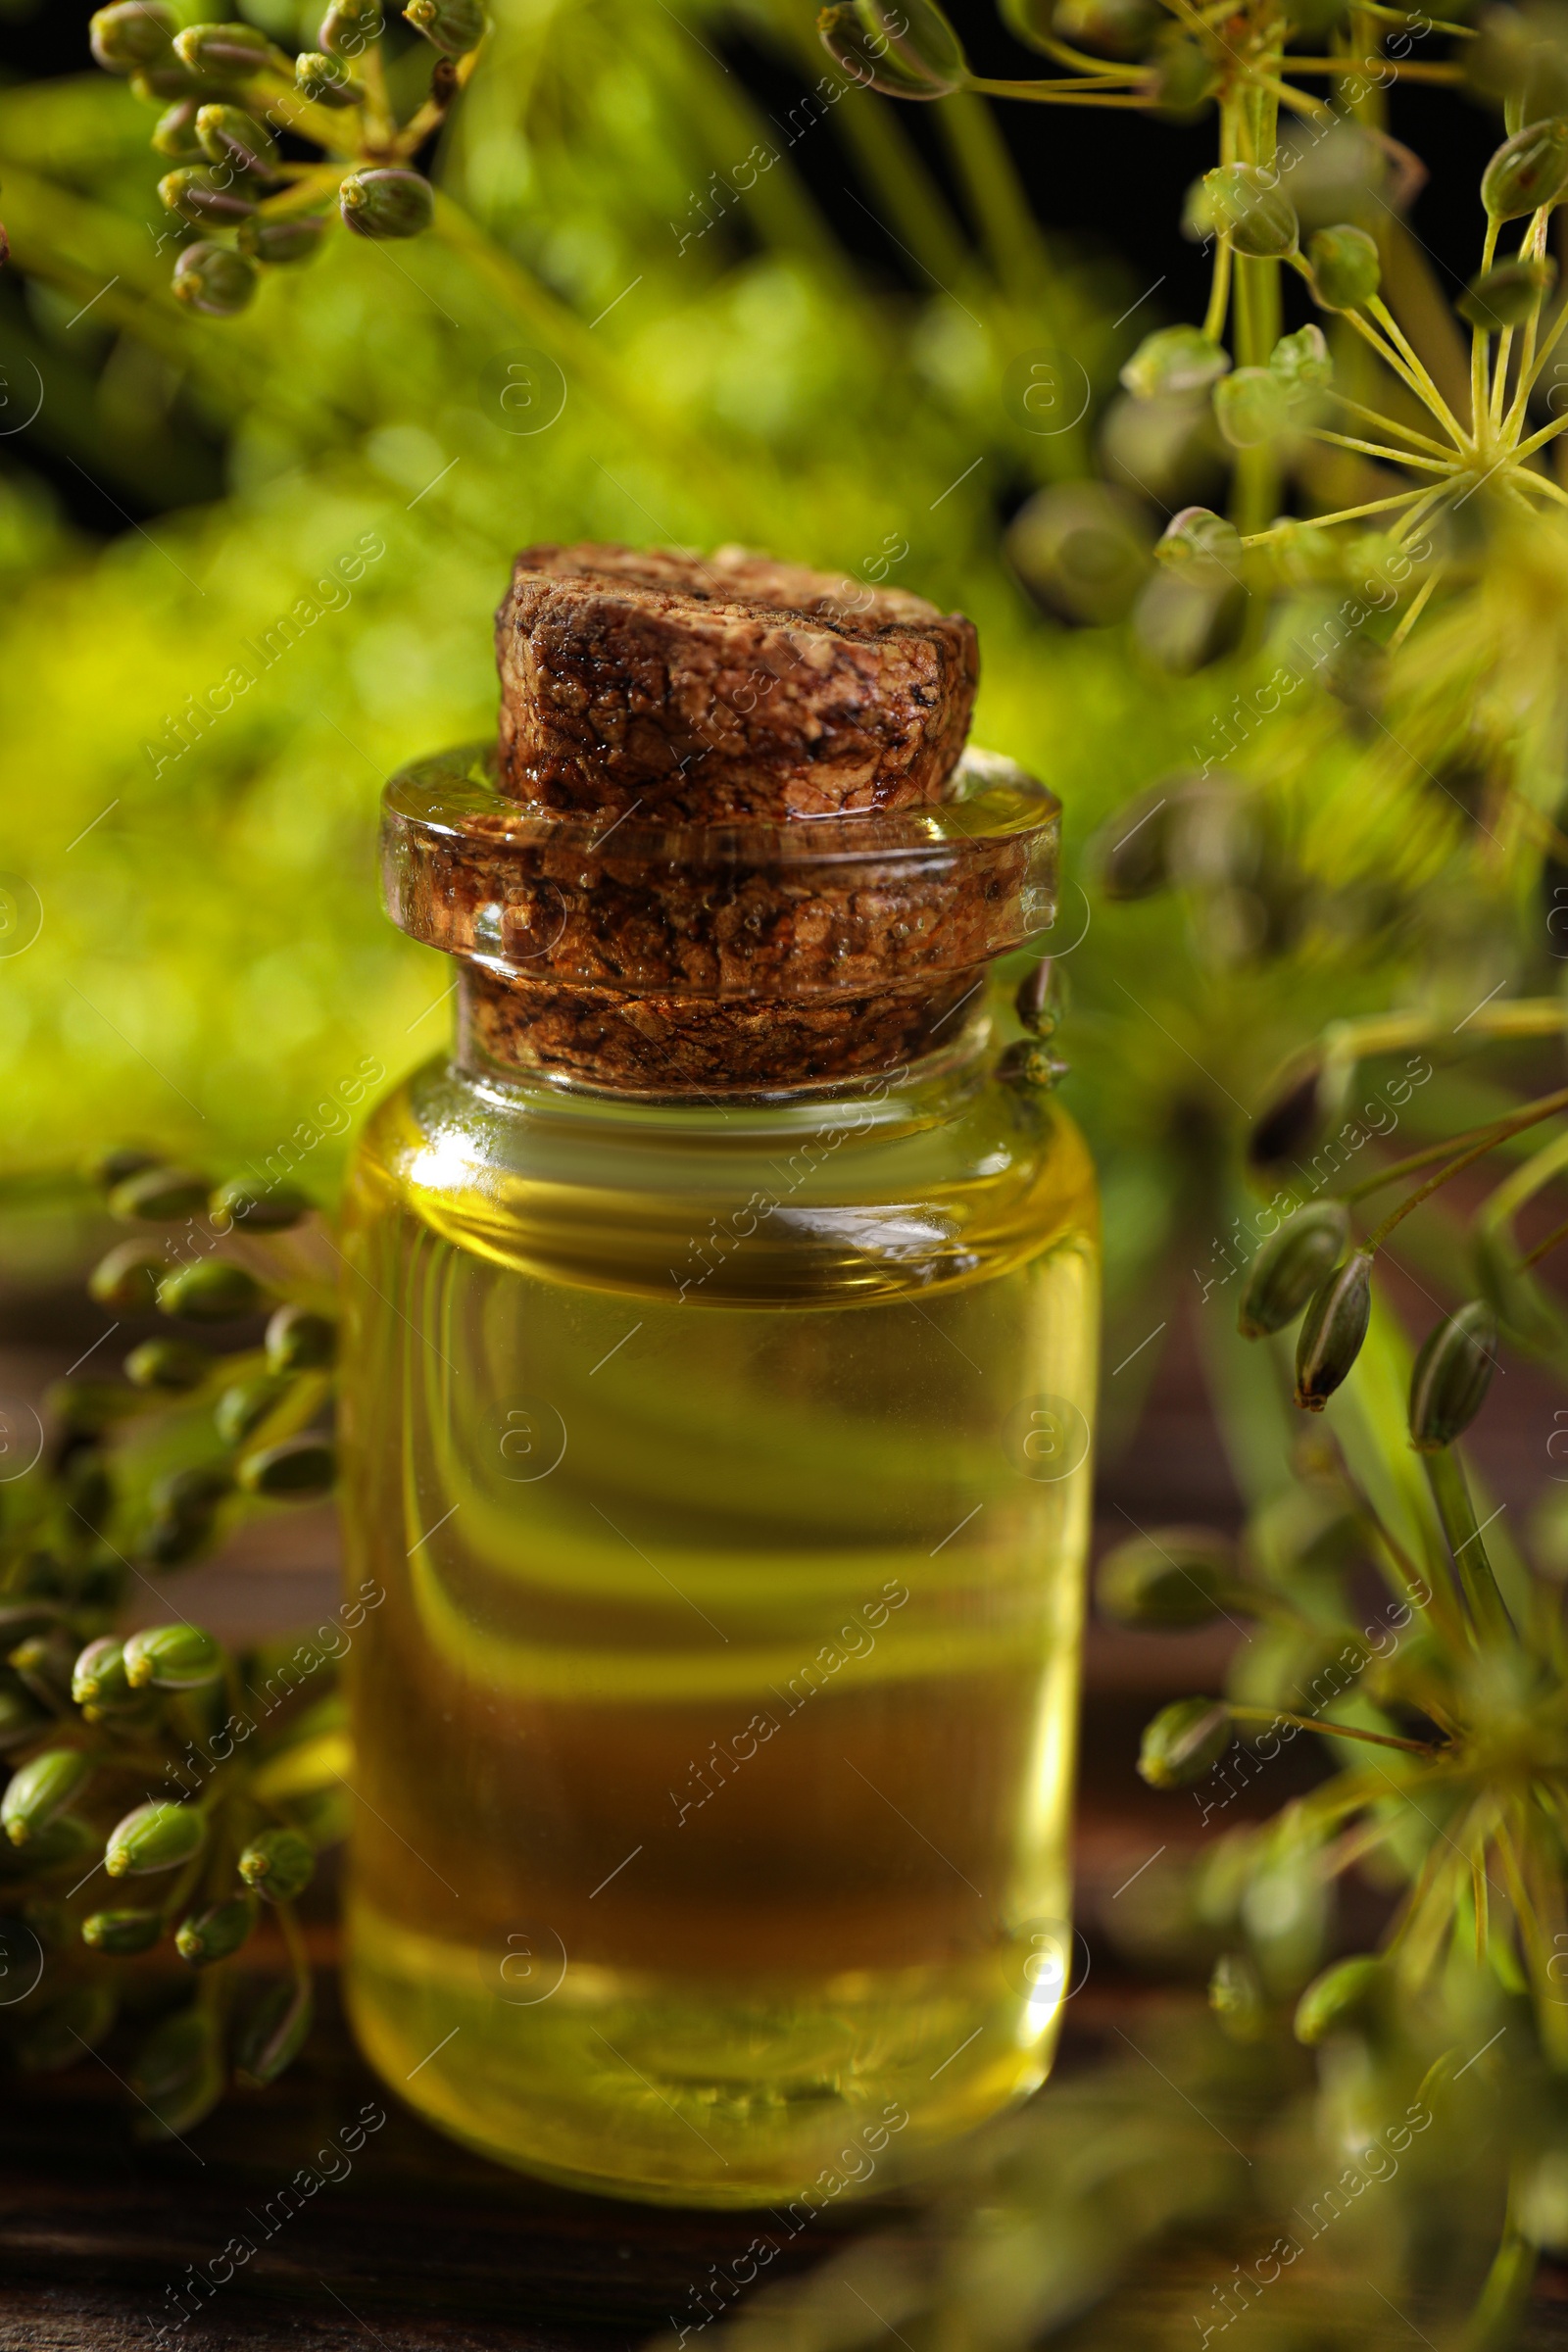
[494,543,979,822]
[379,546,1057,1097]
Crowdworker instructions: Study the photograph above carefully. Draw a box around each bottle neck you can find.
[452,962,994,1102]
[449,971,998,1122]
[381,741,1058,1102]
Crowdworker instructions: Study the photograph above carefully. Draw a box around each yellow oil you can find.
[338,1045,1098,2206]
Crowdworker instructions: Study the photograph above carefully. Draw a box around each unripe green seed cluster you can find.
[1294,1248,1373,1410]
[239,1827,317,1903]
[89,3,177,73]
[0,1155,339,2135]
[1138,1696,1233,1787]
[1482,117,1568,220]
[83,1906,164,1955]
[105,1800,206,1878]
[123,1623,225,1691]
[176,1892,258,1966]
[91,2,486,318]
[1408,1301,1497,1450]
[405,0,487,56]
[1200,163,1298,257]
[1098,1528,1240,1628]
[340,169,436,241]
[235,1978,315,2086]
[3,1749,94,1847]
[1459,255,1557,329]
[817,0,968,98]
[173,241,259,318]
[1307,223,1381,310]
[1238,1203,1349,1339]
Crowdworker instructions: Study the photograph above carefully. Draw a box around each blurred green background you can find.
[0,0,1538,1390]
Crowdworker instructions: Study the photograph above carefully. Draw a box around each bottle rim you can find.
[380,741,1059,1001]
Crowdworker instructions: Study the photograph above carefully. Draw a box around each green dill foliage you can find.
[667,1020,1568,2341]
[0,1153,346,2136]
[90,0,484,312]
[1086,1005,1568,2344]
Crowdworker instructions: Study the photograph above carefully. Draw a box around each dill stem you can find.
[277,1898,311,1992]
[1328,390,1454,458]
[1225,1705,1443,1756]
[1203,235,1233,342]
[1473,218,1500,440]
[1338,1089,1568,1206]
[1304,426,1451,470]
[1521,1212,1568,1269]
[1424,1447,1515,1648]
[1243,485,1429,542]
[1340,305,1472,447]
[1387,567,1438,649]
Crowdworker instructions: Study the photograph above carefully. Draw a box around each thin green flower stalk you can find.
[1239,1001,1568,1220]
[818,0,1472,537]
[1229,989,1568,1640]
[0,1152,345,2133]
[1157,129,1568,685]
[1255,171,1568,537]
[818,0,1568,682]
[1242,998,1568,1397]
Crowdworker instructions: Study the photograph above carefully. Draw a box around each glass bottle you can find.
[339,732,1098,2208]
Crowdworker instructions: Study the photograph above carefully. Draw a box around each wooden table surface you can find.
[0,1993,1137,2352]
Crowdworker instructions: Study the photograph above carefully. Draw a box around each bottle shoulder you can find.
[349,1056,1096,1307]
